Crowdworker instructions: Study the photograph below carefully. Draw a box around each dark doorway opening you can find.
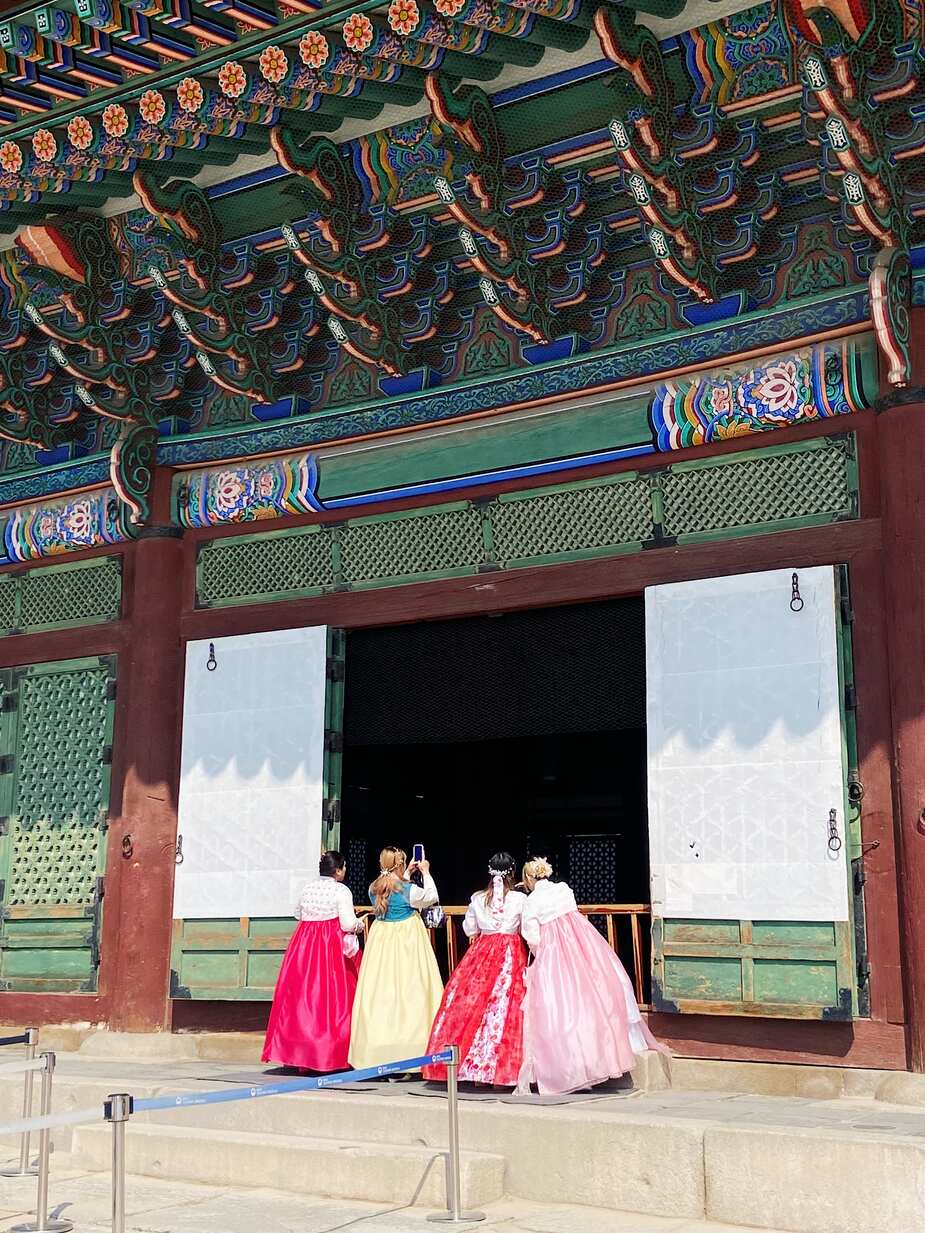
[340,598,649,908]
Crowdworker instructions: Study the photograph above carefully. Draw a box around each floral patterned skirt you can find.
[423,932,528,1087]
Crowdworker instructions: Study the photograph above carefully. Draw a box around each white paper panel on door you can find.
[174,626,327,919]
[646,567,848,923]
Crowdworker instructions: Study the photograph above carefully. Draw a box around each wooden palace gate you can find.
[0,649,116,992]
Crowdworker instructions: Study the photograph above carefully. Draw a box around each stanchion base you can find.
[0,1166,38,1177]
[11,1218,73,1232]
[426,1212,486,1224]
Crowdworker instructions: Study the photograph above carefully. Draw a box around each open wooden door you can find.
[646,567,863,1020]
[170,625,344,999]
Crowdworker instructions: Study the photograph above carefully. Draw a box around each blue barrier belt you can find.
[0,1033,30,1048]
[133,1049,455,1113]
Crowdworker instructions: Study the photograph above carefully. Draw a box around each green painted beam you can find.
[316,392,653,503]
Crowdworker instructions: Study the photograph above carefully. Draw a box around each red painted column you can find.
[106,469,184,1032]
[876,308,925,1070]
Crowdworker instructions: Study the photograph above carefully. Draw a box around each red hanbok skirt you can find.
[424,932,527,1087]
[262,918,361,1072]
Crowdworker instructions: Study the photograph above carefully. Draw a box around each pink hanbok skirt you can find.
[262,918,361,1072]
[518,909,665,1095]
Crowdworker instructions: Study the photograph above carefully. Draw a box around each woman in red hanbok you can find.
[262,851,363,1073]
[424,852,528,1087]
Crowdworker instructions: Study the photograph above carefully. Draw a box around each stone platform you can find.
[0,1049,922,1233]
[0,1163,800,1233]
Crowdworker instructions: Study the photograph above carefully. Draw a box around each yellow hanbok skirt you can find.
[349,914,444,1070]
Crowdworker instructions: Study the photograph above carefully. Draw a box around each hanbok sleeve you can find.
[521,901,541,952]
[409,872,438,910]
[462,898,480,938]
[336,884,362,933]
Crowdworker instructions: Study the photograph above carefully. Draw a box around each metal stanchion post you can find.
[1,1029,39,1178]
[105,1094,132,1233]
[12,1053,73,1233]
[427,1046,485,1225]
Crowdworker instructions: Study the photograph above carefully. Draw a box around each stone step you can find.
[6,1062,925,1233]
[6,1025,925,1107]
[70,1121,505,1210]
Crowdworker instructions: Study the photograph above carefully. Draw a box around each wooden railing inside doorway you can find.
[357,903,652,1007]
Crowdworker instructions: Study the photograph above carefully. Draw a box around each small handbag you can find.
[409,867,444,930]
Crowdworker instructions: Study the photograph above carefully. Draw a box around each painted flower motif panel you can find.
[343,13,375,51]
[0,142,22,174]
[32,129,57,163]
[388,0,421,34]
[743,360,803,419]
[648,345,859,452]
[299,31,330,68]
[434,0,467,15]
[259,45,289,83]
[218,62,248,98]
[178,77,205,112]
[102,104,129,138]
[214,471,247,515]
[63,500,94,542]
[139,90,167,124]
[67,116,94,151]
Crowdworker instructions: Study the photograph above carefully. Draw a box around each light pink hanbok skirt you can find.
[517,909,666,1095]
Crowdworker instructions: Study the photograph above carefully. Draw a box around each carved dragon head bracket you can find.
[594,6,717,306]
[12,217,161,524]
[793,1,913,388]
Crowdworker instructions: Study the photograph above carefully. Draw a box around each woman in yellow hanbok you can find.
[348,847,444,1070]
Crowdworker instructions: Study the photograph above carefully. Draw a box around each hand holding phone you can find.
[412,843,425,864]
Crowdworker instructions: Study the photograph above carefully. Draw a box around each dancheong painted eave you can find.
[0,0,917,529]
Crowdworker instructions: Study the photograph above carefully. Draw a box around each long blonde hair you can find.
[522,856,553,892]
[370,846,407,917]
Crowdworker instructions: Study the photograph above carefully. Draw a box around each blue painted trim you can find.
[159,287,871,468]
[323,444,655,509]
[208,165,288,201]
[0,458,109,510]
[493,58,614,107]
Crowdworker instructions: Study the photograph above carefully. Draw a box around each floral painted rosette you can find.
[139,90,167,125]
[67,116,94,151]
[259,45,289,84]
[102,104,130,138]
[299,31,330,68]
[218,61,248,99]
[388,0,421,34]
[32,129,57,163]
[0,142,22,174]
[343,12,375,51]
[177,77,205,113]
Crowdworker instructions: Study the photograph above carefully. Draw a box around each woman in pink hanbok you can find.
[516,857,666,1095]
[262,851,363,1073]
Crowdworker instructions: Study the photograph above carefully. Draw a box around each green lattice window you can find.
[0,657,116,992]
[0,557,122,635]
[194,436,858,609]
[198,525,333,608]
[660,438,855,540]
[492,475,652,566]
[0,576,16,631]
[341,504,485,588]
